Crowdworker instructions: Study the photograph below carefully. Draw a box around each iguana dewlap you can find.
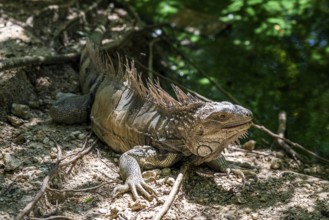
[50,18,253,200]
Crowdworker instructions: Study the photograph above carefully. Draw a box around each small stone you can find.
[165,177,175,186]
[236,197,247,204]
[242,140,256,151]
[4,153,21,171]
[14,134,26,144]
[6,115,24,127]
[275,151,285,158]
[129,198,149,211]
[78,133,87,140]
[71,131,81,136]
[270,158,282,170]
[43,137,50,144]
[11,103,30,119]
[109,206,121,219]
[161,168,171,176]
[251,213,259,220]
[98,208,108,214]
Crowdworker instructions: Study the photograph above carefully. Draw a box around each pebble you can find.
[161,168,171,176]
[242,140,256,151]
[78,133,87,140]
[165,177,175,186]
[270,158,282,170]
[43,137,50,144]
[109,206,122,219]
[11,103,30,119]
[129,198,149,211]
[33,132,45,142]
[98,208,108,214]
[6,115,24,127]
[4,153,21,171]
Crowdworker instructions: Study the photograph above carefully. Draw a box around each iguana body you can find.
[50,18,253,200]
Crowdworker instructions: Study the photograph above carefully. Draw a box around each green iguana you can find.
[50,16,253,200]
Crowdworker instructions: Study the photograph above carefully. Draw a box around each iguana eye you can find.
[219,114,227,120]
[211,113,228,121]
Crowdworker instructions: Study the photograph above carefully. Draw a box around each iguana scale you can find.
[50,17,253,200]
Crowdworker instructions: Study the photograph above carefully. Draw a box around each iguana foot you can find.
[207,154,258,182]
[112,175,157,200]
[225,167,258,183]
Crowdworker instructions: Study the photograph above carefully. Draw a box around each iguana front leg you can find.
[112,146,182,200]
[207,154,256,182]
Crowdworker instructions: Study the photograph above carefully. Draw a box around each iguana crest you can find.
[87,41,204,114]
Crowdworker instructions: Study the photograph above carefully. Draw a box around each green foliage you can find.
[130,0,329,159]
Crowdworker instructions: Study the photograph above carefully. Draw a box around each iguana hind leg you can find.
[112,146,182,200]
[49,93,91,124]
[207,154,257,182]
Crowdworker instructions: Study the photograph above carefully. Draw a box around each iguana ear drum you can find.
[197,145,212,157]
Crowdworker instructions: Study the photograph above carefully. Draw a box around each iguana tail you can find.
[49,15,109,124]
[79,15,109,96]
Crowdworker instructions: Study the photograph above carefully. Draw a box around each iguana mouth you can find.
[223,118,252,129]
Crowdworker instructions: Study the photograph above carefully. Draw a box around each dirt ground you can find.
[1,1,329,220]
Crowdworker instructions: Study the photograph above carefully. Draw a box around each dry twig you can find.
[252,123,329,164]
[16,137,97,220]
[276,111,302,162]
[0,53,79,72]
[153,163,190,220]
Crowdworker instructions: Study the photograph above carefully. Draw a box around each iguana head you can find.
[185,101,252,163]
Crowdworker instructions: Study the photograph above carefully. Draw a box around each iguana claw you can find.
[112,176,157,200]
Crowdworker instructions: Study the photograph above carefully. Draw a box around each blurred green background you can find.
[129,0,329,159]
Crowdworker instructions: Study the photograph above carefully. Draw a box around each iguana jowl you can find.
[50,19,253,200]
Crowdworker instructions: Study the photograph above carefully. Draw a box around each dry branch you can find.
[276,111,302,162]
[252,123,329,164]
[0,53,79,72]
[50,0,104,44]
[153,163,190,220]
[16,138,97,220]
[0,25,143,72]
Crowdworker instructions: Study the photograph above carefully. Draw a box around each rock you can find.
[14,134,26,144]
[275,151,285,158]
[42,137,50,144]
[165,177,175,186]
[6,115,24,127]
[4,153,21,171]
[70,131,81,139]
[0,69,36,120]
[11,103,30,119]
[129,198,149,211]
[161,167,171,176]
[78,133,87,140]
[33,131,45,142]
[243,140,256,151]
[98,208,108,214]
[270,158,282,170]
[109,205,122,219]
